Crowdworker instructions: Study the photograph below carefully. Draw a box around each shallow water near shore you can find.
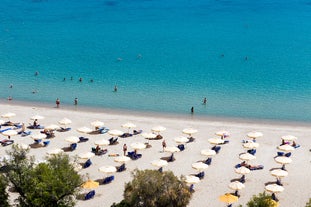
[1,0,311,122]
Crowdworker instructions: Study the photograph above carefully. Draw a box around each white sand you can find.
[0,102,310,207]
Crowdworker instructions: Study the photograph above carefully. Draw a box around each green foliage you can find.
[3,145,83,207]
[0,173,10,207]
[114,169,192,207]
[306,198,311,207]
[246,192,277,207]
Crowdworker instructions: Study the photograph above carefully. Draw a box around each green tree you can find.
[3,145,83,207]
[113,169,192,207]
[0,173,10,207]
[246,192,278,207]
[306,198,311,207]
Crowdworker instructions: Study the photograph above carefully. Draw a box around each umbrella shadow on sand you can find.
[230,178,242,182]
[265,181,278,186]
[29,143,44,149]
[160,156,175,162]
[269,167,283,171]
[61,146,73,152]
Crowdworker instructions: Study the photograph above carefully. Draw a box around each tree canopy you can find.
[113,169,192,207]
[246,192,278,207]
[1,145,83,207]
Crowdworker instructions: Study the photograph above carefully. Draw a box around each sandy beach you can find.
[0,102,310,207]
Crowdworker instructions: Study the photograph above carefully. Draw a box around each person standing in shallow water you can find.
[114,85,118,92]
[74,98,78,106]
[56,98,60,108]
[191,107,194,114]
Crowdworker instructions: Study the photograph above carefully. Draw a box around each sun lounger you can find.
[70,143,77,151]
[83,159,92,168]
[117,163,126,172]
[277,152,284,156]
[79,137,89,143]
[187,137,195,143]
[177,144,185,151]
[167,154,175,162]
[247,149,256,155]
[240,175,245,183]
[189,184,194,193]
[211,146,221,153]
[119,133,133,138]
[57,127,71,132]
[43,140,50,147]
[127,151,142,160]
[0,139,14,146]
[204,157,212,165]
[109,137,118,145]
[249,165,264,171]
[133,129,142,135]
[285,152,291,157]
[195,171,205,179]
[103,175,115,184]
[0,128,12,133]
[85,190,95,200]
[28,124,44,129]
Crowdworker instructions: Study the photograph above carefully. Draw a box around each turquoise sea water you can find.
[0,0,311,121]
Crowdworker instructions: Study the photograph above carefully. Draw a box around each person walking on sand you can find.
[123,144,127,156]
[56,98,60,108]
[162,140,166,152]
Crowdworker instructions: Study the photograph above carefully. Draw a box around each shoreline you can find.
[2,99,311,128]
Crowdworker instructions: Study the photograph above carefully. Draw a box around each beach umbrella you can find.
[281,135,297,141]
[130,142,146,150]
[277,145,294,152]
[32,133,47,140]
[108,129,124,137]
[174,136,189,144]
[192,162,209,171]
[98,166,117,174]
[0,120,5,125]
[270,169,288,178]
[247,131,263,139]
[45,124,60,131]
[208,138,224,145]
[141,133,157,139]
[182,128,198,136]
[82,180,99,189]
[1,112,16,119]
[235,166,251,175]
[65,136,80,143]
[77,126,93,134]
[239,153,256,161]
[215,130,230,138]
[30,115,44,120]
[2,130,18,137]
[78,152,95,160]
[265,184,284,193]
[94,139,109,146]
[275,156,292,165]
[91,120,105,128]
[114,156,131,163]
[228,181,245,190]
[122,122,136,133]
[185,175,200,184]
[151,126,166,134]
[219,193,238,204]
[47,148,63,155]
[201,149,216,157]
[164,146,180,153]
[58,118,72,126]
[243,142,260,149]
[151,160,168,168]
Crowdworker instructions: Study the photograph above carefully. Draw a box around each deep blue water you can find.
[1,0,311,121]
